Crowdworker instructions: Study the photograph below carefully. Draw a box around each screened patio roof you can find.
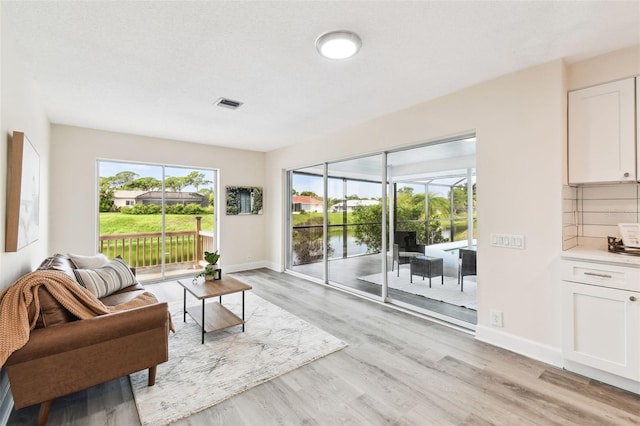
[296,136,476,185]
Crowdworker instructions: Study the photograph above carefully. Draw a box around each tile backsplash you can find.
[563,183,640,250]
[562,185,578,250]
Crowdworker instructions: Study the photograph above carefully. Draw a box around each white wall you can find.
[0,5,51,292]
[1,6,51,423]
[49,125,266,272]
[265,45,640,364]
[266,59,567,363]
[568,45,640,91]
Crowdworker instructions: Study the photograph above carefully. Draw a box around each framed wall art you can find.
[5,131,40,252]
[226,186,263,215]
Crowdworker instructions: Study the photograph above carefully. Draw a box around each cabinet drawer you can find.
[562,260,640,292]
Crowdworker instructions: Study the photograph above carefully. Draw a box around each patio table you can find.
[410,256,444,287]
[396,251,423,276]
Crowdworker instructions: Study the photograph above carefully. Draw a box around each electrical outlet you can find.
[490,310,503,327]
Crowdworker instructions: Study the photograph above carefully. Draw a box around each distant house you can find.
[112,190,208,208]
[292,195,324,213]
[136,191,208,207]
[112,190,146,208]
[331,199,380,213]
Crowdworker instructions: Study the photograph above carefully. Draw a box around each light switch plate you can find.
[490,233,525,249]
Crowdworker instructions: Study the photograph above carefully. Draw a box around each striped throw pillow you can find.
[73,257,137,298]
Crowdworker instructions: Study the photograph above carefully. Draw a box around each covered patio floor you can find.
[290,253,477,325]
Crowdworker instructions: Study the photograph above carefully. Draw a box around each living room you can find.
[1,1,640,425]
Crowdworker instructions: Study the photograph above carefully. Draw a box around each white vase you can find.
[205,263,220,280]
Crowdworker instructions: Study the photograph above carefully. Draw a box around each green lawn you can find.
[99,213,214,235]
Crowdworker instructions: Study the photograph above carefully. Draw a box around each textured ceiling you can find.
[2,1,639,152]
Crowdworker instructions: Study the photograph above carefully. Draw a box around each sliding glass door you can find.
[285,135,478,327]
[327,155,384,297]
[98,160,216,282]
[386,140,477,324]
[287,165,325,281]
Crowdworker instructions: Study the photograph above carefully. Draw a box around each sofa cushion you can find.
[37,254,77,280]
[100,285,152,306]
[67,253,109,269]
[33,287,78,329]
[73,257,137,298]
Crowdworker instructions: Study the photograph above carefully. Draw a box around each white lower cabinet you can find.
[562,272,640,381]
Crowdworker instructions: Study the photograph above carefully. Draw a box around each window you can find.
[98,160,217,281]
[239,188,252,214]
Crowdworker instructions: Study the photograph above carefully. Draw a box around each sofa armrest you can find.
[6,302,169,364]
[6,302,169,409]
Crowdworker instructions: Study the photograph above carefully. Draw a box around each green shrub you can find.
[168,204,185,214]
[145,204,162,214]
[183,203,205,214]
[120,203,208,215]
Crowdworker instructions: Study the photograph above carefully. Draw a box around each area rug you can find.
[358,268,477,310]
[129,291,347,426]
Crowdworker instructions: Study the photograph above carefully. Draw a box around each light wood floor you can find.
[9,269,640,425]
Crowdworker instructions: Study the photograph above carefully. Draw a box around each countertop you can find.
[562,246,640,267]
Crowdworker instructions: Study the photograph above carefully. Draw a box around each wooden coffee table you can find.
[177,275,252,344]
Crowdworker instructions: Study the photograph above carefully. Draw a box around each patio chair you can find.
[392,243,426,276]
[394,231,425,252]
[392,244,408,275]
[458,248,477,291]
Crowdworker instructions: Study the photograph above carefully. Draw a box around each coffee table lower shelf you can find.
[185,302,244,343]
[177,276,252,344]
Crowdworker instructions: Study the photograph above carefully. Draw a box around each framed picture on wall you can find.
[5,131,40,252]
[226,186,263,215]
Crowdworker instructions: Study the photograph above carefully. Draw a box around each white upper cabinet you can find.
[568,78,636,184]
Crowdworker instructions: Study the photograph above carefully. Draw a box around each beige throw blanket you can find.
[0,270,172,367]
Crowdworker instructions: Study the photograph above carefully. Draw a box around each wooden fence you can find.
[99,217,215,269]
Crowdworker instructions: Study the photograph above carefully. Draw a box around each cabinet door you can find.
[568,78,636,184]
[562,281,640,380]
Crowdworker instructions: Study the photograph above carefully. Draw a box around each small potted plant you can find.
[193,250,221,283]
[204,250,220,268]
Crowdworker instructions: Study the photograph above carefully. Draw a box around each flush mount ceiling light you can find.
[316,30,362,60]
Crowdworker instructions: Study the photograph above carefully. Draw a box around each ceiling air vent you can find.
[215,97,243,110]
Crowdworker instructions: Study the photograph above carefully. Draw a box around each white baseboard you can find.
[563,360,640,395]
[475,325,564,368]
[264,261,284,272]
[223,260,269,273]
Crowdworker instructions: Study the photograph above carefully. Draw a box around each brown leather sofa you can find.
[4,254,170,426]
